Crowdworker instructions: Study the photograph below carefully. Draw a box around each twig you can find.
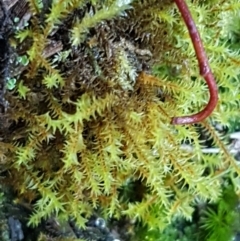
[171,0,218,125]
[181,145,239,155]
[181,131,240,155]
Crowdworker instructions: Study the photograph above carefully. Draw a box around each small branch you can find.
[181,145,239,155]
[230,132,240,140]
[181,131,240,155]
[171,0,218,125]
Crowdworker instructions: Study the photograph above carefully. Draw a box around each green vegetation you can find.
[134,184,240,241]
[1,0,240,238]
[199,184,240,241]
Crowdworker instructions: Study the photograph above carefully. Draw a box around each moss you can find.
[0,0,239,232]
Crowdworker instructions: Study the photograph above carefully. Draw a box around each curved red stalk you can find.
[171,0,218,125]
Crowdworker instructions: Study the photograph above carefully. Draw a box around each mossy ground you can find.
[0,0,240,240]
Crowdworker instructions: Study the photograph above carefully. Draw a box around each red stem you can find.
[171,0,218,125]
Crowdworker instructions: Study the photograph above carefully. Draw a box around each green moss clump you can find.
[0,0,239,231]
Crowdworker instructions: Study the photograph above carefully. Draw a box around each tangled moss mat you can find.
[0,0,240,240]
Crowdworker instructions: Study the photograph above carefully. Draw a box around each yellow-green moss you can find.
[0,0,240,231]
